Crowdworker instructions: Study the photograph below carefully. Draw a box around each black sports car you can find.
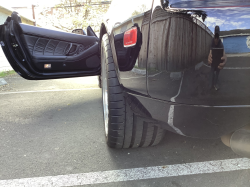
[1,0,250,157]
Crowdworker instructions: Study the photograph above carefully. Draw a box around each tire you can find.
[98,75,102,88]
[101,34,166,148]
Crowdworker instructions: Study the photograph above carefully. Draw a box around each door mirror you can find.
[72,29,87,35]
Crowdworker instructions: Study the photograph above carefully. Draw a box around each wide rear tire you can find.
[101,34,166,148]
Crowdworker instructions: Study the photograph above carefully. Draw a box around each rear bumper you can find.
[130,93,250,139]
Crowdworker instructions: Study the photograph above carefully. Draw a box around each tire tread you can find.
[101,33,165,149]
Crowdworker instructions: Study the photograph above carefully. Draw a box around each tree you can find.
[39,0,111,33]
[131,4,147,17]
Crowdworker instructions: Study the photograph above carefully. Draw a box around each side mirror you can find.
[72,29,87,35]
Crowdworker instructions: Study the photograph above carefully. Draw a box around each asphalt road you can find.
[0,74,250,187]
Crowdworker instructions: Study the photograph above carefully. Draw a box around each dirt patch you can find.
[0,70,17,78]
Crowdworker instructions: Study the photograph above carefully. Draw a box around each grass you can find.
[0,70,16,78]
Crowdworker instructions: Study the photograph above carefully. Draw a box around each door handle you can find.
[65,43,73,56]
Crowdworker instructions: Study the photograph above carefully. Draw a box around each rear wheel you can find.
[98,75,102,88]
[101,34,166,148]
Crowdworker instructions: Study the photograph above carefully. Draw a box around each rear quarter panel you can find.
[104,0,153,95]
[104,0,250,138]
[148,0,250,106]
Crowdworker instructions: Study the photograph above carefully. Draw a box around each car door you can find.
[0,12,100,80]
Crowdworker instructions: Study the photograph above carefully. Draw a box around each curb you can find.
[132,68,146,75]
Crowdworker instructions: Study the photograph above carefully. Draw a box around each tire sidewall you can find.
[101,36,109,141]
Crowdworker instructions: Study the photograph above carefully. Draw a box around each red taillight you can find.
[124,27,137,47]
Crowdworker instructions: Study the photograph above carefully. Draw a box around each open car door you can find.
[0,12,100,80]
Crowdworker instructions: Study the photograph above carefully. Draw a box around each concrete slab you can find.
[1,76,250,187]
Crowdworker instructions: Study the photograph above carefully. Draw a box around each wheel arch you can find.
[99,23,121,85]
[99,23,108,54]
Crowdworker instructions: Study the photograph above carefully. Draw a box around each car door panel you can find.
[0,14,100,80]
[20,23,99,46]
[21,33,99,71]
[87,26,97,37]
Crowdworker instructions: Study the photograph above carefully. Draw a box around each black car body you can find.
[1,0,250,155]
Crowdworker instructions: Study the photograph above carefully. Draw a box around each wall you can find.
[0,48,13,72]
[0,10,13,72]
[222,35,250,54]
